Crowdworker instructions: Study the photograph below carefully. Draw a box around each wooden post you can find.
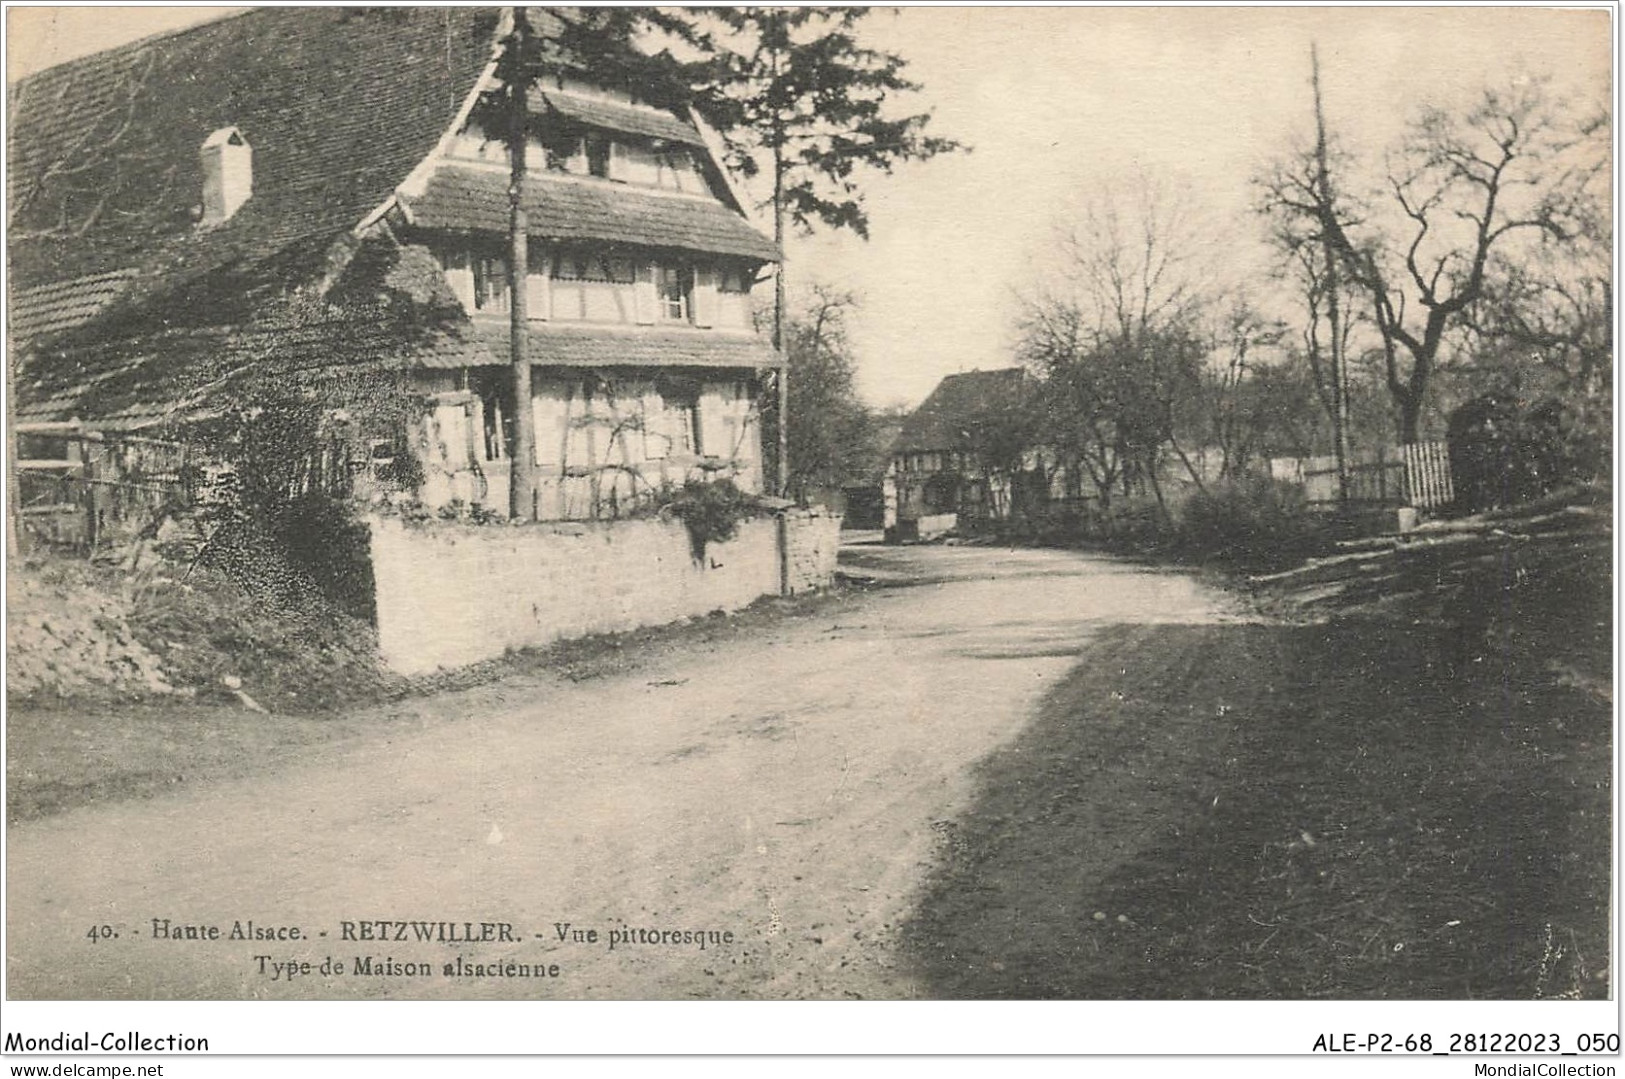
[5,353,22,556]
[506,7,536,520]
[777,511,791,597]
[1312,45,1351,506]
[773,207,789,500]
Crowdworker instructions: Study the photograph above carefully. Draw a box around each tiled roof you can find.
[15,306,776,430]
[446,320,781,371]
[7,8,778,430]
[9,271,141,341]
[893,368,1031,453]
[7,8,506,292]
[535,90,705,147]
[403,167,779,261]
[15,316,492,431]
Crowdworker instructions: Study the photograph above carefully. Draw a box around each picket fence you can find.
[1268,441,1453,510]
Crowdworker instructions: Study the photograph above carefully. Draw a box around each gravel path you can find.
[6,543,1247,1000]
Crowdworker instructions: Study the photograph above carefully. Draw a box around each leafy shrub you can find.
[271,493,376,623]
[651,479,763,561]
[1177,475,1318,569]
[1449,394,1610,513]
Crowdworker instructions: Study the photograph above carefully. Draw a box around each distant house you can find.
[885,368,1054,541]
[9,8,780,524]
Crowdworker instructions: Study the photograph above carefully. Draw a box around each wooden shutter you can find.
[633,264,657,325]
[565,384,593,465]
[691,265,717,328]
[638,391,664,461]
[433,400,472,470]
[442,248,475,313]
[526,246,550,321]
[533,384,569,467]
[698,384,734,458]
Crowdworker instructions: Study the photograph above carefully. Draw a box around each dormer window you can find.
[200,126,252,225]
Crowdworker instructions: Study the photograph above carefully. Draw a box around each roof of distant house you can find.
[892,368,1029,454]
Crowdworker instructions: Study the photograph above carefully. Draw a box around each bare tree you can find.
[1017,181,1213,514]
[1468,175,1612,400]
[1194,297,1288,480]
[760,285,877,503]
[8,49,178,243]
[1263,76,1607,443]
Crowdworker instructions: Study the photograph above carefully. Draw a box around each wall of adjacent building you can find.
[780,507,842,594]
[368,507,840,675]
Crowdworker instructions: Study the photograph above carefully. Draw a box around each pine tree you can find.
[700,9,962,493]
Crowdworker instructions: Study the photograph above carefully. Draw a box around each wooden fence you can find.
[1269,441,1454,510]
[15,423,198,550]
[13,422,370,552]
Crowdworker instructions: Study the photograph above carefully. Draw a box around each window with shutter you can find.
[582,256,628,323]
[552,254,585,321]
[671,399,698,456]
[430,399,474,471]
[472,253,509,314]
[586,133,611,178]
[716,266,752,329]
[656,265,691,323]
[565,384,593,465]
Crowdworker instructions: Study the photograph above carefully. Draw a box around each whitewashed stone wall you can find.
[369,510,837,675]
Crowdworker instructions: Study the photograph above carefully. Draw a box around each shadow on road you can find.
[899,618,1611,1000]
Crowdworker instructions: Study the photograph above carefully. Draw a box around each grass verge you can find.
[902,524,1611,999]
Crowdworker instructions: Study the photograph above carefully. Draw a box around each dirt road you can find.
[6,543,1248,1000]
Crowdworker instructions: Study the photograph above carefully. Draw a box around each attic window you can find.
[200,126,253,225]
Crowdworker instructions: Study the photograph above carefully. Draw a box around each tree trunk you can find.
[1312,45,1352,502]
[774,194,789,499]
[771,116,789,497]
[1399,393,1423,446]
[506,8,536,520]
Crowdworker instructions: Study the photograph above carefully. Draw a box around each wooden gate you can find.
[1402,441,1454,509]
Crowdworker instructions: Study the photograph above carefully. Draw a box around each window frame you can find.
[656,264,692,323]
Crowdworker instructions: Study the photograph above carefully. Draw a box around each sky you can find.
[6,5,1613,409]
